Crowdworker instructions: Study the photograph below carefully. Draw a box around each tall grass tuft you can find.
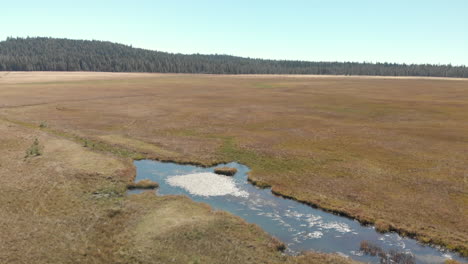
[39,121,48,128]
[25,138,42,158]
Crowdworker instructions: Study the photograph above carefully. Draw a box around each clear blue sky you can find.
[2,0,467,65]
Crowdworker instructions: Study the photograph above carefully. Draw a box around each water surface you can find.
[130,160,465,264]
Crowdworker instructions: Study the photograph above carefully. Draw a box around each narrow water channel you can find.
[129,160,465,264]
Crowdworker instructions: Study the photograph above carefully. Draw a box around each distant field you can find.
[0,71,160,84]
[0,72,467,261]
[1,71,467,84]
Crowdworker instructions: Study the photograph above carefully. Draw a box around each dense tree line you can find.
[0,37,467,77]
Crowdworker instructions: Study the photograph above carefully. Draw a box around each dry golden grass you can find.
[100,134,179,158]
[0,72,467,258]
[0,74,358,263]
[122,193,359,264]
[3,71,465,84]
[0,71,159,84]
[0,119,130,263]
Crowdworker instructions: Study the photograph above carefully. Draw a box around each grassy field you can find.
[0,72,467,261]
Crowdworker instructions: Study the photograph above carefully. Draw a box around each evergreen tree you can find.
[0,37,466,78]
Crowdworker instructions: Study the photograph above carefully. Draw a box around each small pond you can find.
[129,160,466,264]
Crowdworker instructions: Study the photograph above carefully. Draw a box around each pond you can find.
[129,160,465,264]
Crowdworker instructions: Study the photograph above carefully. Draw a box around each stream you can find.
[129,160,466,264]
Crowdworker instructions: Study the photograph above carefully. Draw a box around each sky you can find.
[1,0,467,65]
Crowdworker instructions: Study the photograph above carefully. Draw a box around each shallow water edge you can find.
[128,159,466,264]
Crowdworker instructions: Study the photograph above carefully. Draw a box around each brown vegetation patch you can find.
[99,134,179,158]
[374,219,392,233]
[127,179,159,189]
[360,241,415,264]
[214,166,238,176]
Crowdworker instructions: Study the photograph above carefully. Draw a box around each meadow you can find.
[0,72,466,263]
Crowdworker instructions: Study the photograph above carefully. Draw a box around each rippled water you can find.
[130,160,466,264]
